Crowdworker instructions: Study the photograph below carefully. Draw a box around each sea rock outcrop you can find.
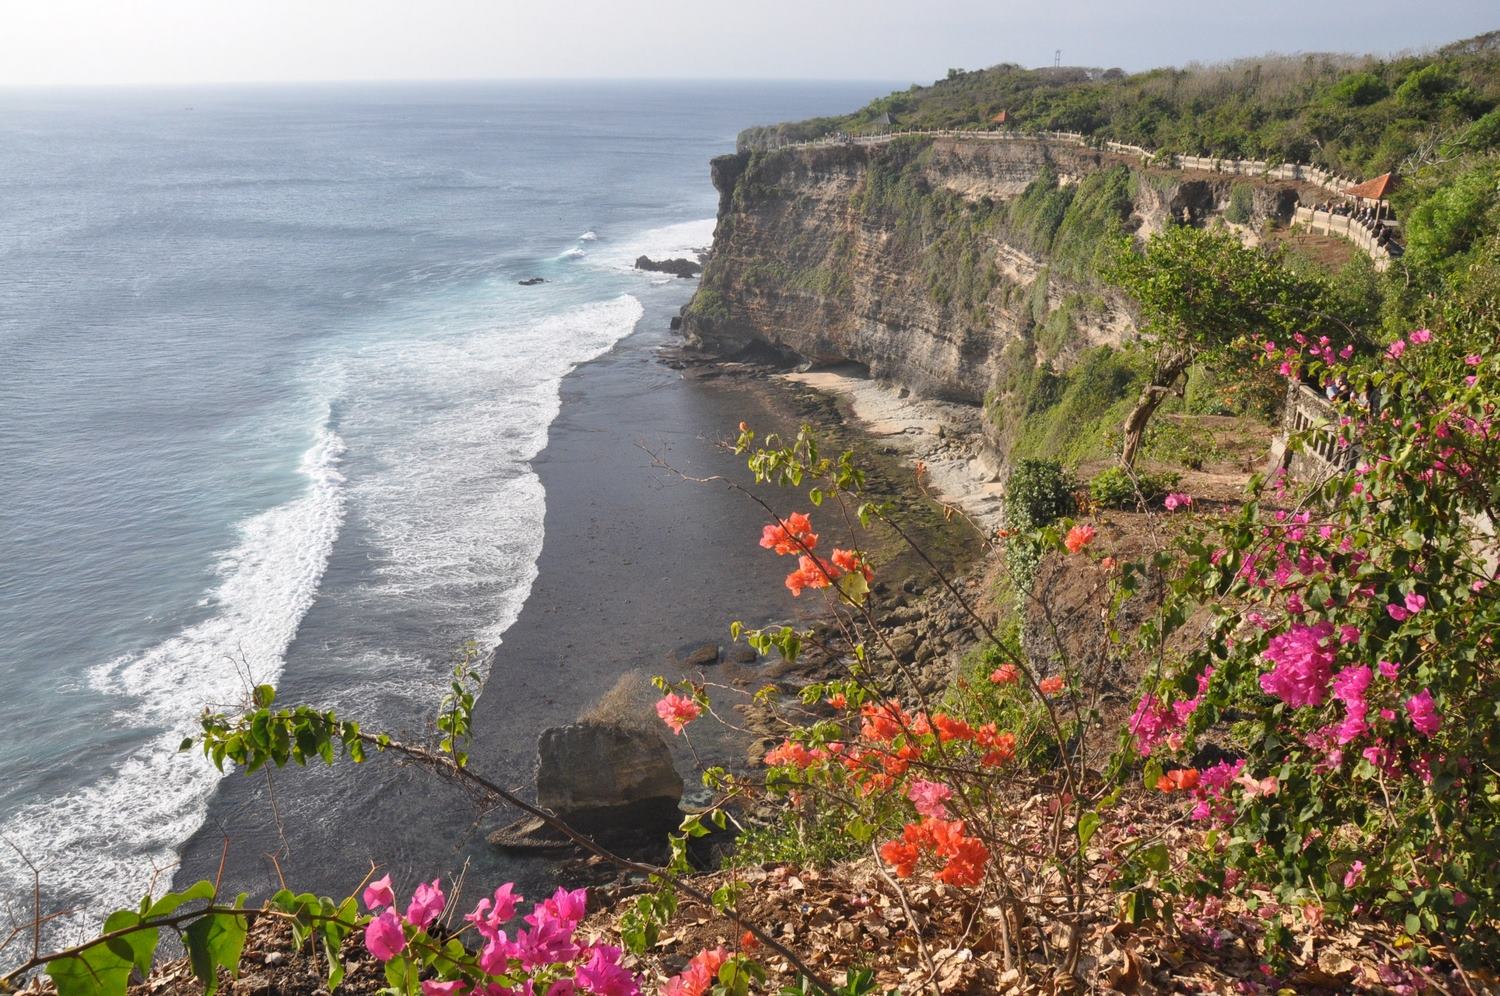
[635,255,702,277]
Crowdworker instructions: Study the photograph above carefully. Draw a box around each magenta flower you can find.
[364,909,407,961]
[1409,328,1433,344]
[1163,492,1193,511]
[423,982,470,996]
[405,878,446,929]
[1405,689,1442,737]
[477,932,518,975]
[907,779,953,819]
[1466,354,1482,366]
[467,882,523,942]
[1343,860,1365,889]
[1386,603,1409,622]
[363,873,395,911]
[574,945,641,996]
[515,916,581,969]
[1404,592,1427,614]
[527,886,588,929]
[1378,660,1399,679]
[1386,339,1407,359]
[1258,621,1336,708]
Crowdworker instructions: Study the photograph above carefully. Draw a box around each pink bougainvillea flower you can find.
[423,982,470,996]
[362,873,395,911]
[467,883,523,941]
[1258,621,1336,708]
[1409,328,1433,344]
[1406,689,1442,737]
[1386,339,1407,359]
[1403,592,1427,614]
[1163,492,1193,511]
[528,886,588,929]
[574,944,640,996]
[364,909,407,961]
[655,693,702,735]
[1466,354,1482,366]
[1344,861,1365,889]
[476,932,517,975]
[1039,675,1065,695]
[1063,524,1096,553]
[515,916,581,970]
[907,779,953,819]
[1386,603,1410,622]
[405,878,446,930]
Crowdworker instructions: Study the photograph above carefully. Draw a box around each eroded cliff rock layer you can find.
[683,136,1304,436]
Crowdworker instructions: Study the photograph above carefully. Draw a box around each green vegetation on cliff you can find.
[741,31,1500,178]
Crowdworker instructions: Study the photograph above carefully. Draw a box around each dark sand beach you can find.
[175,294,832,906]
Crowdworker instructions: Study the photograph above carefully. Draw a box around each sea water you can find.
[0,80,887,942]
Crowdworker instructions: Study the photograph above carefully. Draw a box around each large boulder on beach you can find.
[490,672,684,854]
[535,720,682,814]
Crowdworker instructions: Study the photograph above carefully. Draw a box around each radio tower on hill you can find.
[1054,49,1061,68]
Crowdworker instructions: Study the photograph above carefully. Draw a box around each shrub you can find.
[1003,459,1077,594]
[1224,184,1254,225]
[1087,466,1181,509]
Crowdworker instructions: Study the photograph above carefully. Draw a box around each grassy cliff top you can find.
[741,31,1500,177]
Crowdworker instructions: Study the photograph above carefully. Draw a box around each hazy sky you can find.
[3,0,1495,87]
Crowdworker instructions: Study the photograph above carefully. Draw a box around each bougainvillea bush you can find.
[1132,324,1499,957]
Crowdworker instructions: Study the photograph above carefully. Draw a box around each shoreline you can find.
[173,286,997,914]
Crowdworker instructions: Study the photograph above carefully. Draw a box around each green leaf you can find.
[1077,810,1102,850]
[184,910,249,995]
[102,910,158,979]
[836,570,869,606]
[48,943,134,996]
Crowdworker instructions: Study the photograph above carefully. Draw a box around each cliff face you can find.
[683,137,1300,428]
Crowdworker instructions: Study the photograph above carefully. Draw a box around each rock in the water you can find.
[634,255,701,278]
[518,276,545,286]
[669,315,683,330]
[535,720,683,815]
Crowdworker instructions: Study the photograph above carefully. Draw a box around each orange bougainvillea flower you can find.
[826,692,848,710]
[932,713,976,743]
[831,547,875,582]
[988,663,1020,684]
[784,554,834,596]
[1156,768,1201,792]
[760,511,818,556]
[1039,675,1065,695]
[860,700,909,742]
[1064,524,1097,553]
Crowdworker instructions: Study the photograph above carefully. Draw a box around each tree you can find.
[1105,224,1340,466]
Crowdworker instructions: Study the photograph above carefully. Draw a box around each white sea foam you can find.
[591,217,715,274]
[578,230,599,241]
[557,246,587,260]
[0,424,346,943]
[342,293,644,688]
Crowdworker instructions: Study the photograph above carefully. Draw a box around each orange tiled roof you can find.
[991,110,1008,124]
[1344,172,1397,200]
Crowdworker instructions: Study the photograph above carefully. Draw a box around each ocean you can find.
[0,80,886,944]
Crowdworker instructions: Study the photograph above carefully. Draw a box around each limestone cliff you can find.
[682,135,1302,457]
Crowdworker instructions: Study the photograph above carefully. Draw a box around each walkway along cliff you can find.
[680,133,1348,465]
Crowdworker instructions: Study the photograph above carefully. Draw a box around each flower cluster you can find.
[362,877,643,996]
[879,817,991,887]
[759,511,875,598]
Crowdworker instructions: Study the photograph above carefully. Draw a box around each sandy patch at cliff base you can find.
[783,368,1004,531]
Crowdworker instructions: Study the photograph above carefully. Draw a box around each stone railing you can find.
[1268,382,1359,479]
[1292,206,1397,269]
[766,127,1400,261]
